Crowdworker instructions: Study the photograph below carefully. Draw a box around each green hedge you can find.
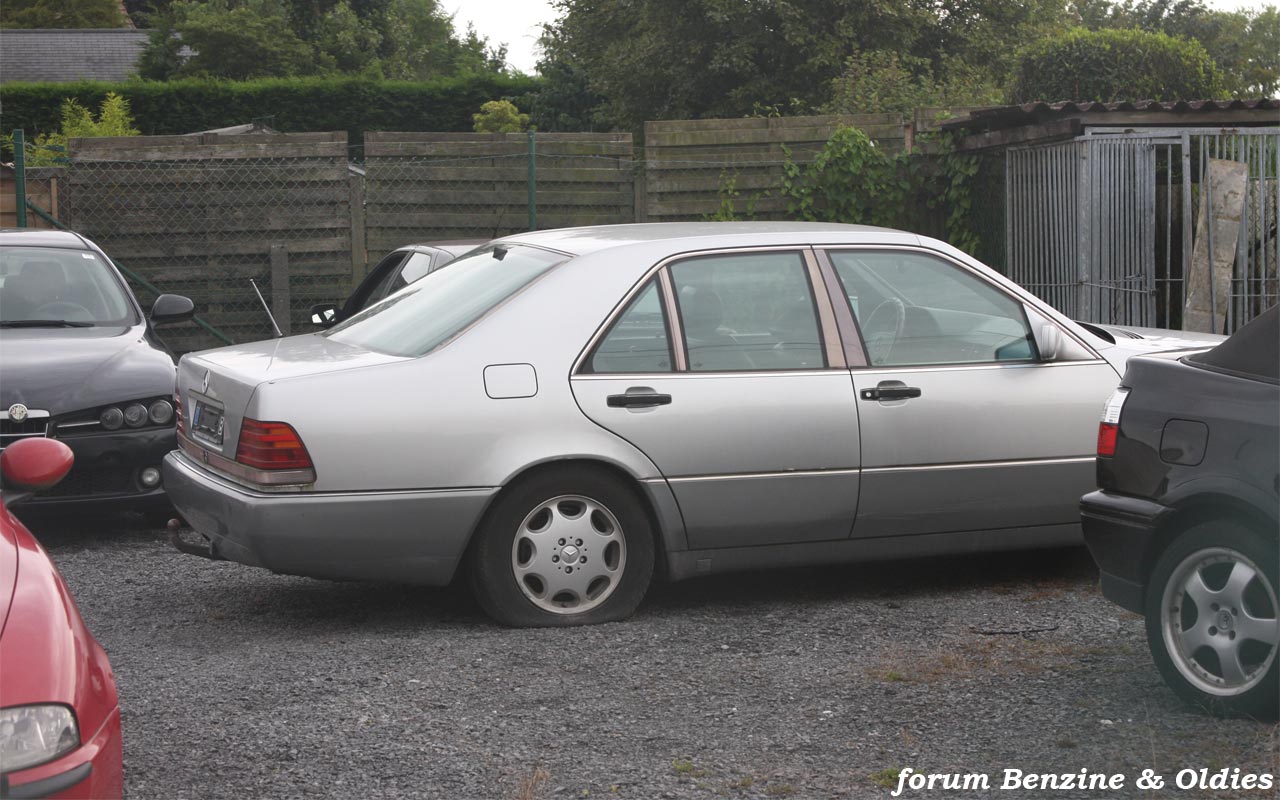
[0,73,543,144]
[1010,28,1222,103]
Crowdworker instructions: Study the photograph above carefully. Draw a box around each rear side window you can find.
[327,245,565,357]
[586,280,673,373]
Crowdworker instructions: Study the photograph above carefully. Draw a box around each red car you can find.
[0,438,122,799]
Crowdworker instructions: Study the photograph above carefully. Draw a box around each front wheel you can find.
[469,467,655,627]
[1145,520,1279,719]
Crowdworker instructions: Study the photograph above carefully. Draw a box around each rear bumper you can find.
[1080,489,1172,614]
[162,451,496,585]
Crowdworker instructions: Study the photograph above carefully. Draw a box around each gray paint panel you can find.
[669,471,859,548]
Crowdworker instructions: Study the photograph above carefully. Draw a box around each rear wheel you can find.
[1145,520,1279,719]
[469,467,655,627]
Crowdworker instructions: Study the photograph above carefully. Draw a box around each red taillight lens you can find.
[235,419,313,470]
[174,391,184,437]
[1097,422,1118,457]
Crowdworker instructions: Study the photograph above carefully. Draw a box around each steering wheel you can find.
[861,298,905,365]
[32,301,94,322]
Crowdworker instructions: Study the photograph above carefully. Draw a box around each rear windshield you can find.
[1186,304,1278,383]
[325,244,567,357]
[0,246,136,326]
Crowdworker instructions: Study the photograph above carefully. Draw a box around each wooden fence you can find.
[363,131,635,260]
[59,132,355,351]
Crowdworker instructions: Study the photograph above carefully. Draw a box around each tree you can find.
[21,93,140,166]
[472,100,529,133]
[538,0,1066,131]
[164,0,315,80]
[1,0,126,28]
[1010,27,1223,102]
[825,51,1001,116]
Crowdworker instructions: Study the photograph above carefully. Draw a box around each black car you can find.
[309,240,482,327]
[0,229,194,512]
[1081,305,1278,718]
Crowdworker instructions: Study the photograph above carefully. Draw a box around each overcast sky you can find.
[449,0,1273,75]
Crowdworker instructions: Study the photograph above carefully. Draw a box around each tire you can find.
[1144,519,1279,719]
[468,466,655,627]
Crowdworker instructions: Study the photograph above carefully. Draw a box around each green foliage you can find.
[1070,1,1280,96]
[825,50,1001,116]
[472,100,529,133]
[540,0,1067,132]
[135,0,508,82]
[16,93,140,166]
[0,74,542,145]
[167,0,316,80]
[781,127,982,255]
[703,172,765,222]
[0,0,125,28]
[1010,27,1223,102]
[782,128,904,227]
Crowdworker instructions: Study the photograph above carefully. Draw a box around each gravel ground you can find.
[17,510,1278,800]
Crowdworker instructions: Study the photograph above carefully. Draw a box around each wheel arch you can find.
[460,456,686,582]
[1143,493,1277,584]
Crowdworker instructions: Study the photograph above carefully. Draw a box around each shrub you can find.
[1010,28,1223,103]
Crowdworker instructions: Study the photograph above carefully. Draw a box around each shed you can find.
[940,100,1280,333]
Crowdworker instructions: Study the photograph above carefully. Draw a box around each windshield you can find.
[0,246,136,326]
[326,244,567,357]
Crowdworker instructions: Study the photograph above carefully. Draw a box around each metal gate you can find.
[1006,128,1279,332]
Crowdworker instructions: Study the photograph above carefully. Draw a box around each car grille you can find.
[0,417,50,448]
[39,466,135,498]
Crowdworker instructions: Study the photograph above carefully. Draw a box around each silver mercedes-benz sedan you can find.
[163,222,1219,626]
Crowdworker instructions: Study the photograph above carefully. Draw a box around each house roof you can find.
[941,99,1280,151]
[0,29,149,84]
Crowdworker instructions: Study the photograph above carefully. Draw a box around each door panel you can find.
[572,372,861,549]
[851,361,1119,538]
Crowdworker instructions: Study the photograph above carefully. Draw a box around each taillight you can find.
[235,419,313,471]
[174,391,184,437]
[1097,387,1129,457]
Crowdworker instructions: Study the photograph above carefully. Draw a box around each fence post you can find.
[527,130,537,231]
[12,129,28,228]
[270,243,292,336]
[349,172,366,284]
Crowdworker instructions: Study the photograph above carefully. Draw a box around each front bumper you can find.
[162,451,497,585]
[24,428,175,509]
[1080,489,1172,614]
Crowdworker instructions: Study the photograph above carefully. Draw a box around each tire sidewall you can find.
[1144,519,1279,719]
[469,467,655,627]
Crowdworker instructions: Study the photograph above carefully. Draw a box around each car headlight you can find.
[148,399,174,426]
[0,705,79,772]
[123,403,149,428]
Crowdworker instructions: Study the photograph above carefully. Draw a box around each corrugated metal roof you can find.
[0,29,149,84]
[942,99,1280,131]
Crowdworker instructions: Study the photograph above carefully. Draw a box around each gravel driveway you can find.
[20,512,1278,799]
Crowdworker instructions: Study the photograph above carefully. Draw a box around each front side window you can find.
[587,279,673,373]
[669,252,825,372]
[829,250,1035,367]
[0,246,135,326]
[327,245,566,357]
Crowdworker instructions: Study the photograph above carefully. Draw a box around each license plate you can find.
[191,400,225,446]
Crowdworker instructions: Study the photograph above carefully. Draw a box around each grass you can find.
[517,766,550,800]
[870,768,907,789]
[865,637,1114,683]
[672,759,708,778]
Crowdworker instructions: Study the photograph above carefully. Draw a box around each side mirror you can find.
[1036,324,1062,362]
[1,438,74,493]
[310,303,339,328]
[151,294,195,325]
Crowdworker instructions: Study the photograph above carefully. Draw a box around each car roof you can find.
[0,229,92,249]
[496,222,907,257]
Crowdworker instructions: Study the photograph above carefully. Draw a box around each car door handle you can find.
[860,383,921,401]
[607,392,672,408]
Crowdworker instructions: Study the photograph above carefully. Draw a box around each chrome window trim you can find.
[821,243,1102,361]
[572,245,849,377]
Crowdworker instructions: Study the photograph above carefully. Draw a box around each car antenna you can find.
[249,278,284,338]
[493,245,508,261]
